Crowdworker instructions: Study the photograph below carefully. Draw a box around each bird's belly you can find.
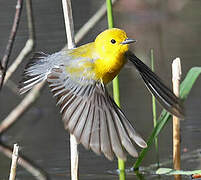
[102,70,120,84]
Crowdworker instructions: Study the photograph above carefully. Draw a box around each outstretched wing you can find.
[47,67,147,161]
[126,51,184,119]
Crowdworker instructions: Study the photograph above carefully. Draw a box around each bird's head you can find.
[94,28,136,59]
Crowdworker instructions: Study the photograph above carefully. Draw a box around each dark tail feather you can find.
[126,51,184,119]
[19,52,49,94]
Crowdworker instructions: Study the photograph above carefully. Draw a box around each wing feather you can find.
[56,91,71,105]
[90,108,101,155]
[126,51,184,119]
[67,100,87,133]
[112,110,138,157]
[80,105,95,149]
[60,94,76,113]
[100,110,114,160]
[106,108,126,161]
[73,102,91,140]
[111,100,147,148]
[47,67,147,161]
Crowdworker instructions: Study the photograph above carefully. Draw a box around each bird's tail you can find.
[126,51,184,119]
[19,52,49,94]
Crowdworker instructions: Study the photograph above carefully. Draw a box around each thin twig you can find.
[0,144,48,180]
[62,0,79,180]
[0,82,45,134]
[0,0,23,90]
[4,0,35,85]
[4,39,34,85]
[26,0,35,40]
[9,144,19,180]
[62,0,75,48]
[172,58,181,180]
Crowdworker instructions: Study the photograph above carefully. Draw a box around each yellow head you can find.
[94,28,135,60]
[94,28,136,83]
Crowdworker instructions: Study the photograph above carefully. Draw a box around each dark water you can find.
[0,0,201,179]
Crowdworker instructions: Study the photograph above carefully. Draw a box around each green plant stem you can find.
[150,49,159,165]
[106,0,114,28]
[106,0,125,179]
[113,76,120,106]
[134,110,170,170]
[150,49,157,128]
[133,67,201,170]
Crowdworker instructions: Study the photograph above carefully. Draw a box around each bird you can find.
[19,28,184,161]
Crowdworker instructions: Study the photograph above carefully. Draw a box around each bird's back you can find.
[62,43,98,83]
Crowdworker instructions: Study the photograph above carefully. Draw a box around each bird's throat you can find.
[94,54,127,84]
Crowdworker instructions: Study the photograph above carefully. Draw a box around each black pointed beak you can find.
[121,38,137,45]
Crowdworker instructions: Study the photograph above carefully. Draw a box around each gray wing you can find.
[19,51,65,94]
[47,67,147,161]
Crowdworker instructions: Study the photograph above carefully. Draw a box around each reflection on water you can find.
[0,0,201,179]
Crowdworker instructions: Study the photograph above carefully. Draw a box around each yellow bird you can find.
[19,28,184,161]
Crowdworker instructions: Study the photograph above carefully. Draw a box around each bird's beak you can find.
[121,38,137,45]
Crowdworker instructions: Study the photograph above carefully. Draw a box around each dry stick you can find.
[61,0,78,180]
[62,0,75,48]
[9,144,19,180]
[0,144,47,180]
[4,39,34,84]
[4,0,35,85]
[0,0,23,90]
[0,82,45,133]
[25,0,35,40]
[172,58,181,180]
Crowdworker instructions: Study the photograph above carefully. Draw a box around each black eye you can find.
[111,39,116,44]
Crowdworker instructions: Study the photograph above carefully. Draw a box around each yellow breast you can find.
[94,54,127,84]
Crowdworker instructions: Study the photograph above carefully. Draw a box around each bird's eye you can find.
[111,39,116,44]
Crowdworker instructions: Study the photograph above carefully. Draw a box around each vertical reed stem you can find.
[106,0,114,28]
[150,49,159,165]
[150,49,157,128]
[106,0,125,179]
[9,144,19,180]
[172,58,181,180]
[62,1,78,180]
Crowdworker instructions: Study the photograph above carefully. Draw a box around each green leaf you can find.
[156,168,201,175]
[133,67,201,170]
[180,67,201,99]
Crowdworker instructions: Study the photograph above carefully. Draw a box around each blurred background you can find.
[0,0,201,179]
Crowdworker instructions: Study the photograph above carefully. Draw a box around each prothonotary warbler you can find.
[19,28,184,161]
